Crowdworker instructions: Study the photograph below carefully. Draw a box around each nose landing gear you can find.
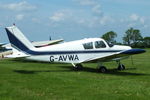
[117,61,125,70]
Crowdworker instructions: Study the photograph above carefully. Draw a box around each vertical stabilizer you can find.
[5,25,35,52]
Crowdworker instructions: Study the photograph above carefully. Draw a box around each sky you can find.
[0,0,150,43]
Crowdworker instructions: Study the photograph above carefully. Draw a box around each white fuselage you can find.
[24,38,131,63]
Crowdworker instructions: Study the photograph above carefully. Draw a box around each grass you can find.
[0,49,150,100]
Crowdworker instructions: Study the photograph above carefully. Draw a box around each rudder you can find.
[5,25,35,52]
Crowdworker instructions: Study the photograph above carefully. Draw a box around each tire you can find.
[118,64,125,70]
[74,64,83,70]
[98,66,107,73]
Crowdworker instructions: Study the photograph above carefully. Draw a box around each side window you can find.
[83,42,93,49]
[95,41,106,48]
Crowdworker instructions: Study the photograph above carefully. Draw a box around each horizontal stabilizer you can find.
[32,39,63,48]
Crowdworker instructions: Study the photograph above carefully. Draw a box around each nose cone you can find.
[121,49,146,54]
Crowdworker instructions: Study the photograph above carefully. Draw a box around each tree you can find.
[131,29,143,47]
[123,27,143,47]
[101,31,117,43]
[123,28,133,45]
[143,37,150,48]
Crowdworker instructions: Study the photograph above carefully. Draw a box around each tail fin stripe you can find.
[6,28,30,53]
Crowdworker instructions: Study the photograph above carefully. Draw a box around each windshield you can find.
[106,41,114,47]
[95,41,106,48]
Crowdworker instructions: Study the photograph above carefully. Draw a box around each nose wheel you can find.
[118,64,125,70]
[117,61,125,70]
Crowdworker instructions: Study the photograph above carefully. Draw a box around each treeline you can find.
[101,28,150,48]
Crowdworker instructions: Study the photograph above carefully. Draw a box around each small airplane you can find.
[4,25,146,73]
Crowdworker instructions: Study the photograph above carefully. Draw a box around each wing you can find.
[32,39,63,48]
[81,49,146,63]
[81,53,123,63]
[4,54,29,58]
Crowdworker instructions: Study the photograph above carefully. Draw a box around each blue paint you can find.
[121,49,146,54]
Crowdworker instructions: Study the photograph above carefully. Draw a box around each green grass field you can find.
[0,49,150,100]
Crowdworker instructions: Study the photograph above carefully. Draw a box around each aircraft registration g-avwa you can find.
[5,25,146,73]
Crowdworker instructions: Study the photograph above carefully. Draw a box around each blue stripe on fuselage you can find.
[27,50,122,55]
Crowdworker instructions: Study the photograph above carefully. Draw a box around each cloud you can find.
[74,1,148,30]
[129,13,146,26]
[127,14,147,28]
[76,15,114,28]
[15,14,24,20]
[130,14,139,21]
[99,16,114,25]
[139,17,145,24]
[49,12,65,22]
[49,10,72,22]
[92,5,102,15]
[130,14,145,24]
[74,0,109,27]
[0,1,37,11]
[75,0,102,15]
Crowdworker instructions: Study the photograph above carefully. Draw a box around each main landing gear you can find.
[98,66,107,73]
[72,63,83,70]
[97,63,107,73]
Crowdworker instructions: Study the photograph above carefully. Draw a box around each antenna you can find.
[49,36,51,40]
[13,23,16,26]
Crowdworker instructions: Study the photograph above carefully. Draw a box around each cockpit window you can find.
[95,41,106,48]
[106,41,114,47]
[83,42,93,49]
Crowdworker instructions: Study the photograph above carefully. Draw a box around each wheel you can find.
[98,66,107,73]
[117,64,125,70]
[74,64,83,70]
